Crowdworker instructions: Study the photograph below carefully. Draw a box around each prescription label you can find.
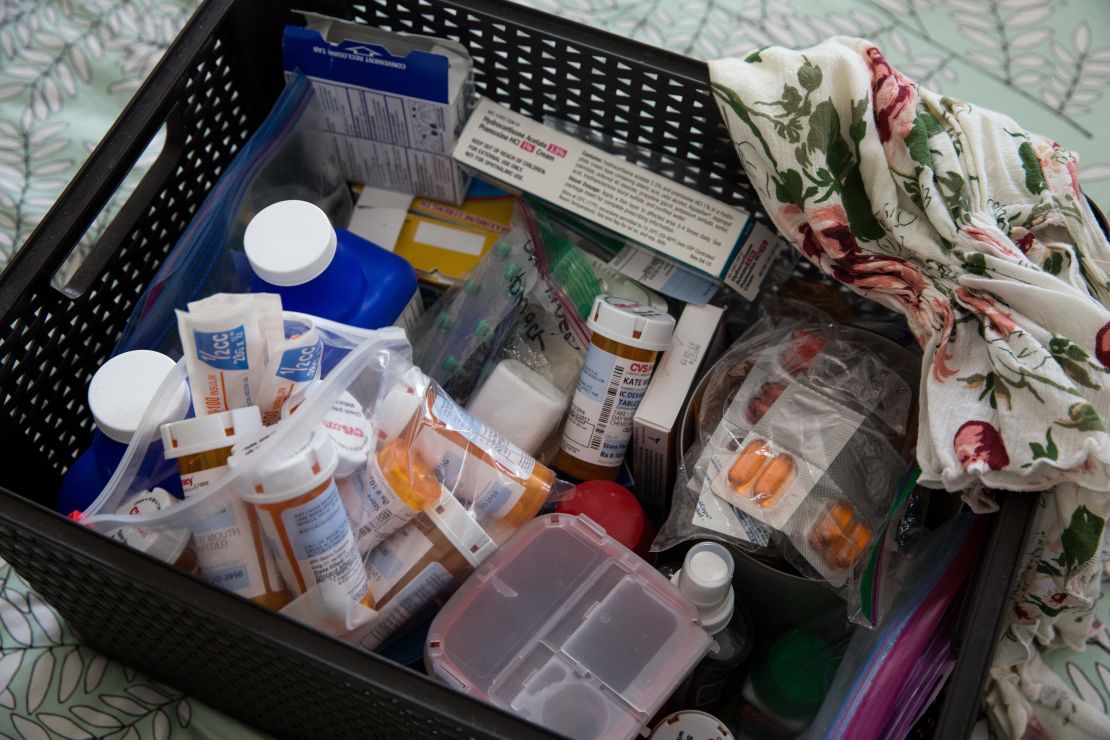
[192,496,276,599]
[365,523,434,602]
[275,481,368,602]
[360,452,423,542]
[358,562,454,650]
[431,392,536,479]
[415,430,526,520]
[561,344,655,468]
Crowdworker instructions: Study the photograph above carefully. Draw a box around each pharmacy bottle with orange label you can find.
[160,406,289,610]
[233,429,373,608]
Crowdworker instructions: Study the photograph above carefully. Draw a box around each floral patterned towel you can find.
[708,37,1110,737]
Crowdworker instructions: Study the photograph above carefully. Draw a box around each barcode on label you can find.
[589,364,623,450]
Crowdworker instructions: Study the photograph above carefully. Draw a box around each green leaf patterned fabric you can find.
[0,560,265,740]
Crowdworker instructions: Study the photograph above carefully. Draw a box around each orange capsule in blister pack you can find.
[750,453,794,508]
[808,501,873,569]
[728,439,772,490]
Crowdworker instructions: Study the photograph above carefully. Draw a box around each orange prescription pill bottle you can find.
[236,430,372,607]
[160,406,289,610]
[556,296,675,481]
[107,488,199,574]
[376,368,555,526]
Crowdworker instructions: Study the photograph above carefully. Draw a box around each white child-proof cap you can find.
[244,429,339,502]
[89,350,191,444]
[587,295,676,352]
[375,367,430,441]
[244,200,338,286]
[672,542,735,635]
[160,406,263,459]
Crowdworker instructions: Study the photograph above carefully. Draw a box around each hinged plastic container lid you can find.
[425,513,710,740]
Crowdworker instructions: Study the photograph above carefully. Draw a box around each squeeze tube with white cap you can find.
[557,295,675,481]
[244,199,418,330]
[161,406,289,609]
[106,488,198,573]
[670,542,752,712]
[176,293,283,415]
[57,350,191,514]
[375,368,556,526]
[233,429,372,606]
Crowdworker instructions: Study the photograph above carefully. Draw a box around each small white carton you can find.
[632,303,726,517]
[284,13,473,203]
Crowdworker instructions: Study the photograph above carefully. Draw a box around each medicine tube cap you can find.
[89,350,190,444]
[245,429,339,500]
[673,542,736,635]
[160,406,263,459]
[587,295,676,351]
[244,200,338,286]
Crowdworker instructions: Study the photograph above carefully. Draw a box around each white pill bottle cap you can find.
[241,430,340,502]
[89,350,191,444]
[160,406,263,459]
[587,295,675,351]
[671,542,736,635]
[375,367,431,441]
[244,200,338,286]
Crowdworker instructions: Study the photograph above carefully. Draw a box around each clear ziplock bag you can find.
[81,313,571,648]
[803,512,981,739]
[653,304,922,626]
[115,73,352,356]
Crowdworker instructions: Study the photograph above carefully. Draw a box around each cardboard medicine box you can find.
[283,13,473,203]
[632,303,726,519]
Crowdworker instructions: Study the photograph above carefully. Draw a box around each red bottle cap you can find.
[556,480,655,558]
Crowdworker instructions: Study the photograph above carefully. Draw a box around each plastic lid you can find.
[89,351,190,444]
[321,391,373,477]
[425,513,711,740]
[245,429,339,502]
[376,368,429,441]
[556,481,651,557]
[160,406,262,459]
[587,295,675,351]
[649,710,735,740]
[108,488,191,564]
[244,200,338,286]
[673,542,735,635]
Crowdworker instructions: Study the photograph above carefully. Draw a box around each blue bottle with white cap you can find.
[244,199,418,329]
[56,350,191,515]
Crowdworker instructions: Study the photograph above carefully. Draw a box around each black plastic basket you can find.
[0,0,1035,736]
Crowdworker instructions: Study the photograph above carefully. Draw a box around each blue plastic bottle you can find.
[244,199,418,329]
[56,351,191,515]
